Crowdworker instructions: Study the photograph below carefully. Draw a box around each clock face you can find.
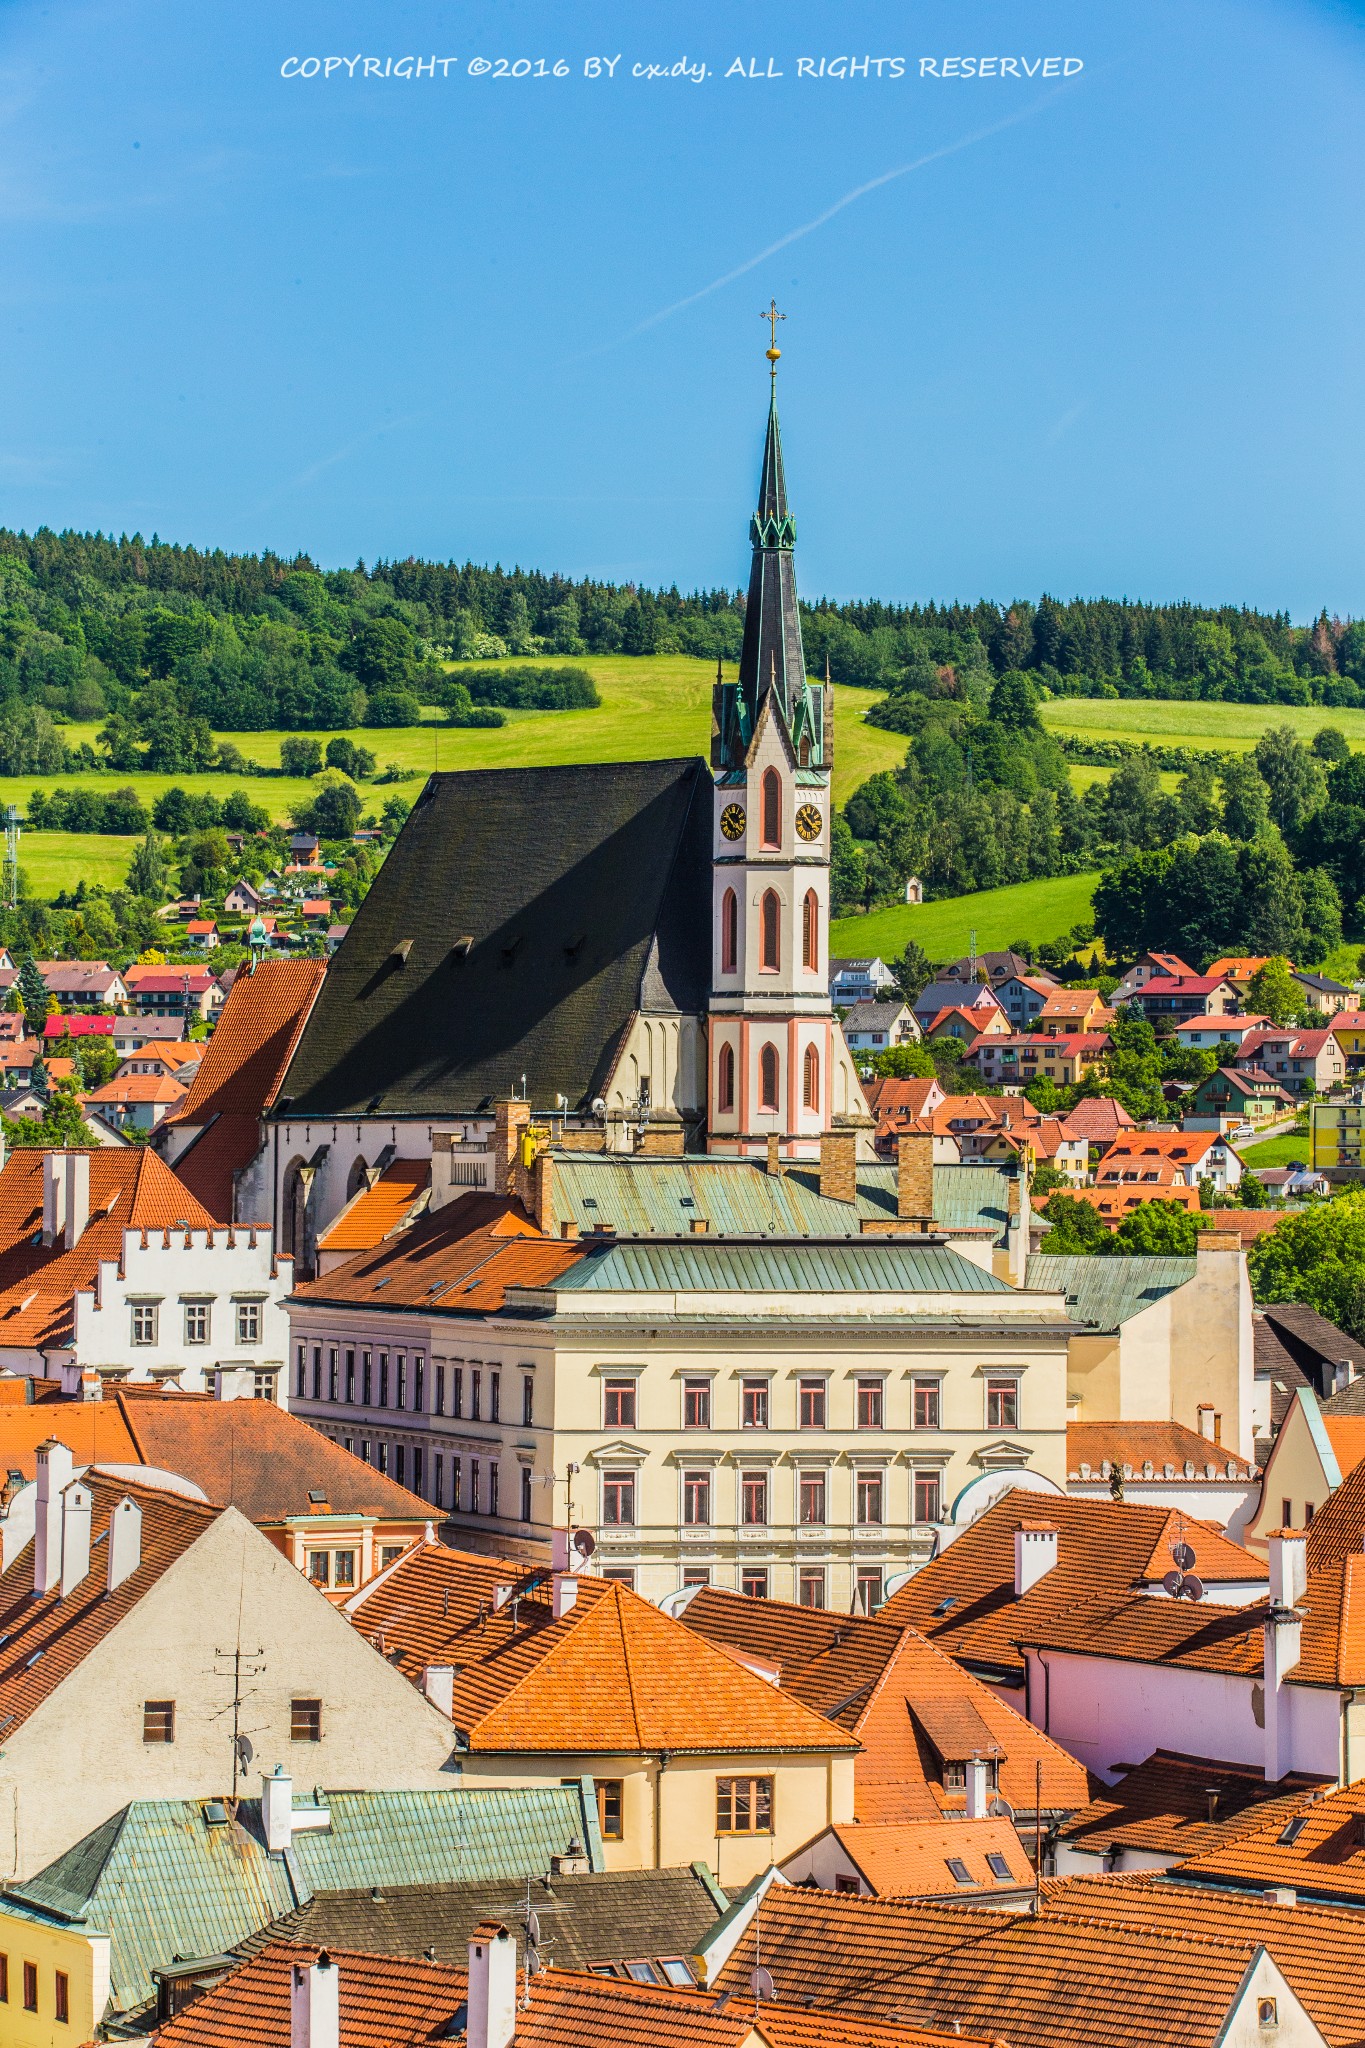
[720,804,746,842]
[795,803,823,842]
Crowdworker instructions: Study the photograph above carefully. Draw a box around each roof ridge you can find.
[610,1586,646,1750]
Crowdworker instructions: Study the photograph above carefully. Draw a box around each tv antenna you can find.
[487,1873,572,2008]
[1161,1515,1204,1602]
[212,1641,266,1795]
[3,806,19,912]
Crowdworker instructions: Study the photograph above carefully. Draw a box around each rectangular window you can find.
[522,1374,535,1427]
[380,1545,404,1569]
[741,1379,770,1429]
[470,1458,480,1512]
[236,1301,261,1344]
[914,1469,943,1523]
[856,1378,884,1430]
[412,1447,423,1497]
[798,1378,827,1429]
[328,1348,339,1401]
[716,1776,774,1834]
[291,1697,323,1742]
[521,1467,533,1522]
[451,1458,462,1512]
[602,1567,636,1590]
[434,1454,445,1508]
[741,1472,768,1526]
[986,1378,1019,1430]
[54,1970,69,2023]
[913,1378,941,1430]
[253,1370,275,1401]
[143,1699,175,1743]
[683,1471,711,1525]
[377,1442,389,1475]
[0,1953,7,2002]
[414,1359,425,1412]
[360,1440,370,1464]
[471,1368,482,1420]
[308,1551,330,1586]
[311,1346,322,1400]
[490,1370,500,1422]
[799,1470,826,1524]
[1282,1498,1293,1528]
[798,1567,826,1609]
[333,1550,356,1588]
[378,1354,390,1407]
[856,1471,884,1525]
[683,1567,711,1588]
[395,1445,406,1487]
[596,1778,624,1840]
[603,1471,635,1526]
[362,1350,372,1404]
[683,1377,711,1428]
[344,1349,356,1402]
[435,1365,446,1417]
[132,1303,158,1346]
[23,1962,36,2013]
[741,1568,769,1599]
[296,1341,306,1397]
[856,1566,884,1613]
[604,1379,637,1428]
[396,1356,407,1410]
[488,1463,499,1517]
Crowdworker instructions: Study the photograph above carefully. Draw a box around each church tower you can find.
[707,311,858,1158]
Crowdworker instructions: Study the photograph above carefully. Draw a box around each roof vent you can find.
[451,937,473,960]
[390,939,414,966]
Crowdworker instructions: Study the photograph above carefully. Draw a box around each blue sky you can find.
[0,0,1362,616]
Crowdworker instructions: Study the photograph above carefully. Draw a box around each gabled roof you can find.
[677,1587,1088,1819]
[1172,1777,1365,1902]
[820,1816,1034,1896]
[1057,1097,1135,1141]
[842,1000,911,1029]
[914,981,1003,1015]
[1025,1253,1197,1334]
[1056,1749,1329,1860]
[346,1545,855,1757]
[1134,975,1236,997]
[1067,1420,1256,1484]
[863,1077,944,1121]
[276,759,714,1118]
[879,1490,1266,1681]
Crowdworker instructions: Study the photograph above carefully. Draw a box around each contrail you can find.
[614,84,1077,347]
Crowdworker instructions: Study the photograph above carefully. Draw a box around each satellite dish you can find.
[1182,1574,1205,1602]
[571,1528,596,1561]
[751,1968,776,2002]
[526,1911,541,1948]
[591,1097,607,1116]
[235,1734,254,1769]
[1161,1570,1183,1597]
[1171,1541,1197,1572]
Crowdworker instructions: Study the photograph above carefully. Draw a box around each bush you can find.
[364,689,423,728]
[456,665,601,711]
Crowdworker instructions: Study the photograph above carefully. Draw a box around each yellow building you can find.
[1312,1094,1365,1171]
[0,1903,108,2048]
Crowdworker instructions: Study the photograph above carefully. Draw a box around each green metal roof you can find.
[1025,1253,1198,1333]
[549,1155,1010,1241]
[550,1237,1009,1295]
[9,1782,599,2021]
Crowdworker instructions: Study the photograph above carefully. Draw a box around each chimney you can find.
[765,1132,785,1177]
[559,1218,578,1239]
[33,1439,74,1597]
[422,1665,455,1716]
[1197,1403,1216,1441]
[1013,1524,1058,1597]
[77,1370,101,1403]
[1198,1229,1242,1252]
[550,1838,591,1875]
[965,1756,990,1820]
[1264,1887,1297,1907]
[896,1133,934,1225]
[263,1766,294,1854]
[41,1153,66,1249]
[819,1127,857,1205]
[1268,1531,1307,1610]
[106,1495,143,1593]
[493,1101,531,1199]
[63,1151,89,1248]
[1263,1608,1303,1782]
[60,1481,92,1598]
[290,1952,340,2048]
[528,1147,554,1233]
[689,1215,710,1234]
[467,1922,517,2048]
[552,1574,578,1619]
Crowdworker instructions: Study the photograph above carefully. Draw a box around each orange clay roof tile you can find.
[295,1193,572,1313]
[826,1817,1034,1896]
[169,958,326,1122]
[1057,1748,1330,1859]
[318,1160,432,1255]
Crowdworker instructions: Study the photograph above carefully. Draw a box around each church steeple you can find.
[712,308,829,775]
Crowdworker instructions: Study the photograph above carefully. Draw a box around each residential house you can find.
[1053,1747,1330,1876]
[1243,1388,1365,1551]
[34,961,128,1010]
[840,998,918,1052]
[345,1539,859,1885]
[925,1002,1010,1044]
[1109,950,1196,1003]
[0,1457,463,1880]
[111,1015,189,1055]
[1094,1129,1245,1196]
[1088,1162,1202,1219]
[967,1031,1109,1092]
[83,1071,189,1132]
[989,973,1057,1031]
[1036,988,1113,1035]
[1172,1012,1270,1053]
[1311,1091,1365,1169]
[41,1014,113,1045]
[186,918,220,949]
[862,1074,946,1129]
[157,958,328,1226]
[224,878,264,916]
[942,950,1056,991]
[288,831,322,870]
[0,1146,292,1399]
[1205,955,1278,992]
[326,921,350,954]
[1009,1118,1089,1185]
[921,1093,1045,1163]
[1057,1096,1135,1148]
[1128,974,1240,1021]
[1251,1302,1365,1456]
[703,1878,1335,2048]
[124,965,223,1022]
[1170,1777,1365,1909]
[1324,1010,1365,1071]
[116,1041,203,1085]
[1293,970,1353,1016]
[1236,1026,1345,1098]
[829,957,900,1005]
[1028,1238,1255,1457]
[1065,1419,1260,1527]
[289,1159,1069,1606]
[1256,1165,1331,1198]
[301,896,333,925]
[1189,1065,1294,1126]
[0,1781,609,2040]
[778,1816,1035,1902]
[1,1043,76,1088]
[912,981,1004,1034]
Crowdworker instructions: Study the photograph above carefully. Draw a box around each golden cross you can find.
[762,298,786,367]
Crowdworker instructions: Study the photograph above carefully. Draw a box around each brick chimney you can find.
[896,1133,933,1225]
[819,1128,857,1204]
[527,1147,554,1233]
[492,1101,531,1198]
[765,1132,785,1178]
[467,1922,517,2048]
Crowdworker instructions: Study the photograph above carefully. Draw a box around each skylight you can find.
[1277,1816,1308,1845]
[946,1858,972,1885]
[986,1853,1012,1879]
[933,1596,958,1616]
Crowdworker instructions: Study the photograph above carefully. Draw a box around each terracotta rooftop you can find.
[87,1073,189,1104]
[1171,1776,1365,1902]
[346,1545,855,1757]
[1322,1416,1365,1479]
[318,1159,432,1256]
[677,1587,1088,1820]
[295,1193,572,1315]
[879,1491,1266,1681]
[1306,1454,1365,1573]
[1066,1420,1257,1485]
[1057,1749,1330,1860]
[821,1817,1035,1896]
[1057,1097,1135,1142]
[0,1147,218,1350]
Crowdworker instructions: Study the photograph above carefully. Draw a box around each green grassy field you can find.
[20,832,137,893]
[24,659,905,837]
[831,870,1101,963]
[1238,1127,1311,1169]
[1068,762,1181,793]
[1041,697,1365,755]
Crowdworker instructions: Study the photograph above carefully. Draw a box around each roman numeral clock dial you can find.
[795,804,822,841]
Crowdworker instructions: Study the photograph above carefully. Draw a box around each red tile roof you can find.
[1056,1748,1329,1860]
[295,1194,574,1314]
[1066,1420,1257,1485]
[1057,1097,1135,1142]
[819,1817,1034,1896]
[347,1546,855,1757]
[318,1160,432,1256]
[1164,1776,1365,1899]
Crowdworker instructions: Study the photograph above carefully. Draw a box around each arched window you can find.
[721,887,738,974]
[761,889,780,972]
[717,1041,735,1113]
[802,889,818,973]
[803,1043,820,1111]
[759,1043,780,1111]
[761,768,782,849]
[346,1155,370,1202]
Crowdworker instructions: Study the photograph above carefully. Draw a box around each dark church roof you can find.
[274,758,712,1118]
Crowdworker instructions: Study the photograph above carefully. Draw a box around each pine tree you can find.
[17,957,47,1037]
[127,830,168,899]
